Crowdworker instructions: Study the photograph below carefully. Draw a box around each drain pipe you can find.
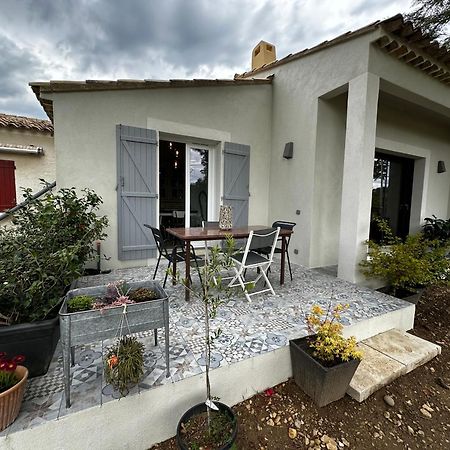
[0,180,56,222]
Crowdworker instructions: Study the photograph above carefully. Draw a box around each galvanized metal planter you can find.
[59,280,169,408]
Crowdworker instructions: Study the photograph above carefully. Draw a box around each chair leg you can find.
[163,261,171,288]
[261,267,276,296]
[286,250,293,281]
[153,253,162,279]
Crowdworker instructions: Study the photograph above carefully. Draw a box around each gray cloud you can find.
[0,0,412,119]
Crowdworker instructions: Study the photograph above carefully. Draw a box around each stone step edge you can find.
[346,329,441,402]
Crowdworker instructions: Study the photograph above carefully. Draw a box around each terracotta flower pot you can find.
[0,365,28,431]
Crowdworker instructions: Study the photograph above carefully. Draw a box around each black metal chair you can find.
[144,224,203,287]
[255,220,296,281]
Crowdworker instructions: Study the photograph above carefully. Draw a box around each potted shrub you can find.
[175,239,238,450]
[290,303,362,407]
[60,279,169,407]
[0,185,108,377]
[0,353,28,431]
[361,218,450,298]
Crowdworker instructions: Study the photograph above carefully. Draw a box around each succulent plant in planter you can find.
[0,353,28,431]
[290,303,362,407]
[174,238,239,450]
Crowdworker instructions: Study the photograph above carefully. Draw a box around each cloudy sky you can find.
[1,0,413,119]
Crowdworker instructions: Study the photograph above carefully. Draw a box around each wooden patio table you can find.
[166,225,293,301]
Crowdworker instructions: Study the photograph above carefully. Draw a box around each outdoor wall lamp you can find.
[283,142,293,159]
[437,161,446,173]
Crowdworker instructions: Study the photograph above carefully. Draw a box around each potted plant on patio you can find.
[0,185,108,377]
[104,335,145,397]
[361,217,450,299]
[174,238,239,450]
[60,279,170,407]
[0,353,28,431]
[290,303,362,407]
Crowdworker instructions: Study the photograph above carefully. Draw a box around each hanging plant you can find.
[104,335,144,396]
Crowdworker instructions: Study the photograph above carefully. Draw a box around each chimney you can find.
[251,40,276,71]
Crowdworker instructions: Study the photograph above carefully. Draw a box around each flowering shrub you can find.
[0,353,25,393]
[0,185,108,324]
[306,304,362,365]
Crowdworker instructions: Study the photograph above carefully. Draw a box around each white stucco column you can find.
[338,72,380,283]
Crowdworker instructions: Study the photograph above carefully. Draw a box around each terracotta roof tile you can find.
[0,112,53,133]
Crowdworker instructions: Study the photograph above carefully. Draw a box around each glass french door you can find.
[370,151,415,241]
[186,145,210,227]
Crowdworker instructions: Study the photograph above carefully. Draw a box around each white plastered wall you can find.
[48,85,272,269]
[253,29,450,276]
[249,32,377,267]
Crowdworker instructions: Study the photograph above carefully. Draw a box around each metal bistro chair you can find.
[256,220,296,281]
[228,227,280,302]
[144,224,203,287]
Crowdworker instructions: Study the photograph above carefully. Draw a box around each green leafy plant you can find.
[361,218,450,295]
[128,287,159,303]
[104,336,144,395]
[306,304,362,366]
[67,295,95,313]
[423,215,450,243]
[0,353,25,394]
[0,184,108,325]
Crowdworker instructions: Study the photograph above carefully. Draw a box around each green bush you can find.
[423,215,450,243]
[361,219,450,296]
[67,295,95,313]
[0,185,108,325]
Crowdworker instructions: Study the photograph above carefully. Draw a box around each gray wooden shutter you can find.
[117,125,157,260]
[223,142,250,227]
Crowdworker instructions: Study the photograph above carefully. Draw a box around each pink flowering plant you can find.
[0,353,25,393]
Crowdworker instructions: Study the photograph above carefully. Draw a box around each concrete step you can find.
[347,328,441,402]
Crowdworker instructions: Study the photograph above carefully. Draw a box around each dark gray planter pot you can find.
[59,280,170,407]
[0,315,60,378]
[290,336,360,407]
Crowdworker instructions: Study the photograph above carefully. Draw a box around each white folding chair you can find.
[227,227,280,302]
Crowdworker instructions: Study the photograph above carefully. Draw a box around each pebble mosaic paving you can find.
[2,262,411,437]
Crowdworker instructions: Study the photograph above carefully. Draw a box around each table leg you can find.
[280,236,286,285]
[185,240,191,301]
[172,247,177,286]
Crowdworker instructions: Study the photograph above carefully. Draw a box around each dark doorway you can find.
[370,151,415,241]
[159,140,186,229]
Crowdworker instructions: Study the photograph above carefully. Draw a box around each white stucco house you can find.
[0,113,55,220]
[29,14,450,284]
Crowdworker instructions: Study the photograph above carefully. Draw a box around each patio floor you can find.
[1,262,414,443]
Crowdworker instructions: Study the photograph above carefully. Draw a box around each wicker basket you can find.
[0,365,28,431]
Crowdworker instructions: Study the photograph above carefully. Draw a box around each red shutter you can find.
[0,160,16,211]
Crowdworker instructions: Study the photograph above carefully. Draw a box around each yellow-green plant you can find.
[361,218,450,295]
[306,304,362,365]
